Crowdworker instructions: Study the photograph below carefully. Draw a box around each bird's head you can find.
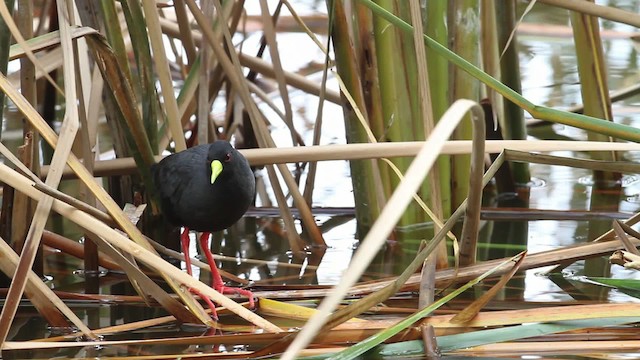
[206,142,234,184]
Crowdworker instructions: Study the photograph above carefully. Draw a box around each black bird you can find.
[151,140,256,314]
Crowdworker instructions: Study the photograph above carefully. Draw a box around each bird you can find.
[151,140,256,318]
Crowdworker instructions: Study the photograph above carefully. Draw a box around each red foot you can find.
[200,232,255,308]
[188,287,219,320]
[181,228,255,322]
[217,285,255,308]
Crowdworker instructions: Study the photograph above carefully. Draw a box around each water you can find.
[3,1,640,358]
[519,2,640,304]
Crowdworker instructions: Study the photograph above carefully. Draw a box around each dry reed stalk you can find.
[538,0,640,28]
[41,140,640,179]
[250,235,640,300]
[189,0,325,248]
[293,0,329,209]
[42,231,120,270]
[0,1,62,93]
[13,1,37,267]
[196,0,212,145]
[259,0,295,147]
[173,0,196,63]
[449,252,527,323]
[0,235,96,338]
[7,327,410,352]
[612,221,640,255]
[8,46,62,88]
[425,303,640,328]
[452,340,640,355]
[0,0,81,345]
[74,7,101,277]
[157,16,342,104]
[11,136,35,265]
[0,162,281,333]
[409,0,446,271]
[141,0,186,151]
[504,150,640,173]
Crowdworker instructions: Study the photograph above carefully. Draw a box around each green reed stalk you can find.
[571,0,618,287]
[496,0,530,186]
[426,0,451,220]
[450,0,480,211]
[330,0,384,236]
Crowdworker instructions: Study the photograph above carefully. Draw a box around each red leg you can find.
[182,228,219,320]
[181,227,193,276]
[199,232,224,290]
[199,232,255,308]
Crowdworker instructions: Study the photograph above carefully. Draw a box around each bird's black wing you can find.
[151,147,207,222]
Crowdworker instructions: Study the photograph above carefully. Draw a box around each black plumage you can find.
[151,141,255,232]
[151,140,256,316]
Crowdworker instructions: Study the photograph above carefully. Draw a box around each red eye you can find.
[224,153,232,162]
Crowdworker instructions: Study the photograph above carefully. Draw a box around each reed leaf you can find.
[587,277,640,295]
[8,27,98,60]
[376,316,640,357]
[450,251,527,324]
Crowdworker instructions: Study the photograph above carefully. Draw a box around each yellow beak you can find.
[210,160,223,184]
